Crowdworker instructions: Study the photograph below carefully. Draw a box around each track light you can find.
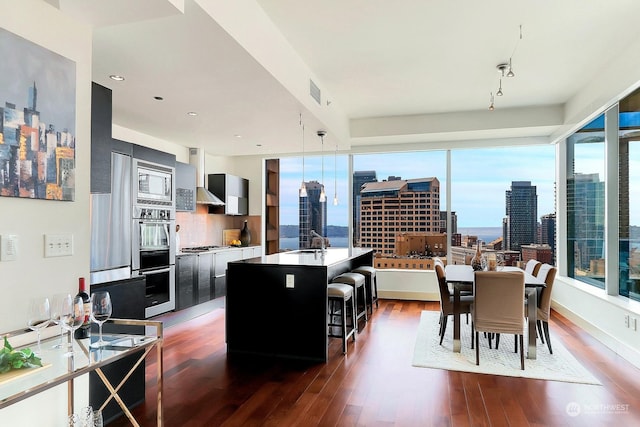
[318,130,327,203]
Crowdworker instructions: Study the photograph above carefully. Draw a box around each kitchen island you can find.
[226,247,373,362]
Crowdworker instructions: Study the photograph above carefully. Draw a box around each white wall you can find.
[552,278,640,370]
[377,270,439,301]
[0,0,92,423]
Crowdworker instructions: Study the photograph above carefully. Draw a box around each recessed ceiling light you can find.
[256,144,262,147]
[109,75,125,81]
[187,112,198,116]
[153,96,163,101]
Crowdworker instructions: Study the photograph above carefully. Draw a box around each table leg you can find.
[453,284,461,352]
[527,288,537,359]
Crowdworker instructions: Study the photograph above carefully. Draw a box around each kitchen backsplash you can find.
[176,205,260,248]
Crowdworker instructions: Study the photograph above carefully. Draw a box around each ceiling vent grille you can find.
[309,79,321,105]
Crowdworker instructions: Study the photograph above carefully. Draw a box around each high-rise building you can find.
[540,213,556,264]
[298,180,326,249]
[353,170,377,245]
[567,173,605,273]
[359,177,440,255]
[504,181,538,252]
[439,210,457,234]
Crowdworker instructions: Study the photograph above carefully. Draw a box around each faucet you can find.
[310,229,326,252]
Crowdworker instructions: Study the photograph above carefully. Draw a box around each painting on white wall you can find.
[0,27,76,201]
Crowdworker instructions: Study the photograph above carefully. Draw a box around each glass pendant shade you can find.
[299,182,307,197]
[319,187,326,203]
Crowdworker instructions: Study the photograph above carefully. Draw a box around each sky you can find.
[279,145,559,228]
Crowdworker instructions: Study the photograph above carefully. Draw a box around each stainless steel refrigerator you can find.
[90,152,132,284]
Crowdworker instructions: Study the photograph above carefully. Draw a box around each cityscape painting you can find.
[0,27,76,201]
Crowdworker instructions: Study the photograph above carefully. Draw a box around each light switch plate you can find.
[286,274,295,288]
[0,234,18,261]
[44,233,74,257]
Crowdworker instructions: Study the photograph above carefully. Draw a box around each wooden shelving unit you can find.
[265,159,280,255]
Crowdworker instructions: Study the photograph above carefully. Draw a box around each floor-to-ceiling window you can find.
[566,114,606,288]
[451,147,556,265]
[279,154,349,250]
[352,151,446,256]
[619,88,640,302]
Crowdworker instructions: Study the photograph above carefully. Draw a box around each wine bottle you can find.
[74,277,91,339]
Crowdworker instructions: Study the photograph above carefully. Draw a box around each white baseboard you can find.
[553,301,640,370]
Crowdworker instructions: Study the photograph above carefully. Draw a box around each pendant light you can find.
[317,130,327,203]
[299,114,307,197]
[333,143,338,206]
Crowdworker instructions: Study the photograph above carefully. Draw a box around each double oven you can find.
[132,159,176,318]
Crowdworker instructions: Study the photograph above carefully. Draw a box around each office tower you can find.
[439,210,457,233]
[353,170,377,245]
[359,177,440,255]
[299,180,327,249]
[505,181,538,252]
[540,213,557,264]
[567,173,605,274]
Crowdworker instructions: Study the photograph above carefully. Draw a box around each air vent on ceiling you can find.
[310,79,321,105]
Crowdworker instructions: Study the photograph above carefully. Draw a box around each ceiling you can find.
[46,0,640,157]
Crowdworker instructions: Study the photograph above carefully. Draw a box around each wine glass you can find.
[90,291,112,348]
[59,294,84,357]
[28,297,51,355]
[51,293,68,349]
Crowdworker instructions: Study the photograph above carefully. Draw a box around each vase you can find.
[240,220,251,247]
[471,240,486,271]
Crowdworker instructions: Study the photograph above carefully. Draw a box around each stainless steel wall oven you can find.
[132,206,175,318]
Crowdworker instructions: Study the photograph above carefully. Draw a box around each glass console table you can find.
[0,319,163,426]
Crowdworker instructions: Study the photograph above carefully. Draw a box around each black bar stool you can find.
[327,283,356,354]
[331,272,367,331]
[352,266,378,315]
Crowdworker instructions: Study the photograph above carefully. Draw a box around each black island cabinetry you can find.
[225,248,373,362]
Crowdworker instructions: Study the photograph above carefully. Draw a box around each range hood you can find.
[189,148,225,206]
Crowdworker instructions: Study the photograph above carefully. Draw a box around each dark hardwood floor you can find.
[111,300,640,426]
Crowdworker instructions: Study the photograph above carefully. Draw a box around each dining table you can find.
[444,264,547,359]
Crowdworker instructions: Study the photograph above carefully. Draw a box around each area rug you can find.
[412,311,601,385]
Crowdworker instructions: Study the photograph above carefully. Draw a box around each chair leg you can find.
[471,321,474,349]
[514,334,517,353]
[542,321,552,354]
[439,315,448,345]
[519,334,525,370]
[475,331,480,365]
[537,319,545,344]
[341,299,348,354]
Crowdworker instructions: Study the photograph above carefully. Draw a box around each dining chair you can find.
[524,259,542,276]
[534,263,557,354]
[435,264,473,345]
[472,271,526,370]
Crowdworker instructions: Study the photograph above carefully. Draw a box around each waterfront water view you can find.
[279,227,500,251]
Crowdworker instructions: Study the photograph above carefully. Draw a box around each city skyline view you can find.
[279,145,557,229]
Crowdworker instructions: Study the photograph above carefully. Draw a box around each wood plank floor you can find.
[111,300,640,426]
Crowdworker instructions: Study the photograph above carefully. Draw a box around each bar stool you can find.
[327,283,356,354]
[331,272,367,331]
[352,266,378,315]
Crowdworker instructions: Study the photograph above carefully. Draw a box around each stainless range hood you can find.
[189,148,225,206]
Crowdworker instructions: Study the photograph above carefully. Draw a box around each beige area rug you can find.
[412,311,601,385]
